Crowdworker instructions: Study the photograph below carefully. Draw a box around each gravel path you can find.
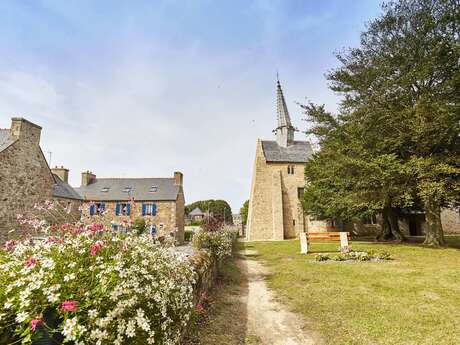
[237,249,320,345]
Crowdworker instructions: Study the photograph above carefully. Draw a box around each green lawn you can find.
[246,238,460,345]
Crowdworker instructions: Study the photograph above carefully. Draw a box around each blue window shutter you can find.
[127,204,131,216]
[152,203,157,216]
[89,205,95,216]
[142,203,146,216]
[101,203,105,212]
[115,203,120,216]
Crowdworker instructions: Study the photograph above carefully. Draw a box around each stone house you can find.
[188,207,206,222]
[246,81,329,241]
[0,118,82,243]
[75,171,185,243]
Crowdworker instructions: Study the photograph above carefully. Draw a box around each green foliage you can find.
[192,227,237,260]
[184,230,194,242]
[314,250,392,262]
[302,0,460,246]
[132,217,147,235]
[186,200,233,224]
[240,200,249,226]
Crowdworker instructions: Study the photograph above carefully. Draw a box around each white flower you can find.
[62,317,78,341]
[4,300,13,309]
[126,320,136,338]
[15,311,29,323]
[64,273,76,282]
[47,292,60,303]
[88,309,98,319]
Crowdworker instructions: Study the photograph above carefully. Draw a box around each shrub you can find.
[0,227,195,344]
[192,227,237,260]
[131,217,147,235]
[184,230,194,242]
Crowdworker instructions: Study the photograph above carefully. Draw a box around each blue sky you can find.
[0,0,382,211]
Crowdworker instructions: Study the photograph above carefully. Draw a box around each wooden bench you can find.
[300,231,351,254]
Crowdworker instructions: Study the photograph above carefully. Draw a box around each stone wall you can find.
[247,140,328,241]
[0,119,54,242]
[80,199,185,241]
[441,208,460,234]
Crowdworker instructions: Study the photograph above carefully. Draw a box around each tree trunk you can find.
[388,208,405,241]
[423,198,445,247]
[376,207,405,241]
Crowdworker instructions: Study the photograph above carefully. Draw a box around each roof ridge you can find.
[94,177,173,180]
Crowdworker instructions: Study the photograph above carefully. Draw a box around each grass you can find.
[245,238,460,345]
[184,252,261,345]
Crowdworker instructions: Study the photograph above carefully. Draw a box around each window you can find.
[142,203,157,216]
[287,165,295,174]
[293,219,296,226]
[149,185,158,193]
[95,203,105,215]
[89,202,105,216]
[115,203,130,216]
[122,187,132,193]
[101,187,110,192]
[297,187,305,199]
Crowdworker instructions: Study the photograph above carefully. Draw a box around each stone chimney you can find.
[10,117,42,145]
[51,166,69,183]
[81,171,96,186]
[174,171,183,186]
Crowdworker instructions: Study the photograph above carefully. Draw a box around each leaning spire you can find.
[274,77,295,147]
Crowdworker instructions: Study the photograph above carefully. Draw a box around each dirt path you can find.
[237,249,320,345]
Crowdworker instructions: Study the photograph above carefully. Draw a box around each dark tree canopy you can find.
[302,0,460,246]
[185,199,233,224]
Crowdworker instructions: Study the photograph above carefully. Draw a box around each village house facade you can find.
[76,171,185,243]
[246,81,330,241]
[0,118,82,243]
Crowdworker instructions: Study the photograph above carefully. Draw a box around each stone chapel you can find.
[246,80,328,241]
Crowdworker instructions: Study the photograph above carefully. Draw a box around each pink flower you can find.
[30,319,43,332]
[121,242,129,251]
[60,300,78,312]
[4,240,16,251]
[90,240,104,256]
[26,256,38,268]
[195,303,204,313]
[88,223,103,233]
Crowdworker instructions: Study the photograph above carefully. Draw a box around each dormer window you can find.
[149,185,158,193]
[101,187,110,192]
[123,187,132,193]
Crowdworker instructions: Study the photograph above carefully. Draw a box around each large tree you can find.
[303,0,460,246]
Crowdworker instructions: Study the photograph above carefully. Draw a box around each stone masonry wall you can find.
[80,199,184,241]
[0,122,54,243]
[247,140,328,241]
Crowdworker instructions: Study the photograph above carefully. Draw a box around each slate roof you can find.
[52,174,83,200]
[0,129,17,153]
[75,178,180,201]
[261,140,313,163]
[189,207,205,216]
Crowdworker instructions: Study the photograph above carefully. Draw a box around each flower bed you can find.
[314,250,392,262]
[0,220,238,344]
[0,227,196,344]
